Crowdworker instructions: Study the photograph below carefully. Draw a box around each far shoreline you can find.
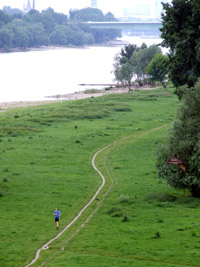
[0,35,162,54]
[0,39,129,54]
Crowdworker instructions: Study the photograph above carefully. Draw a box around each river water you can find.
[0,36,163,103]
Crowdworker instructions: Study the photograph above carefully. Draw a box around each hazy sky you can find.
[0,0,170,16]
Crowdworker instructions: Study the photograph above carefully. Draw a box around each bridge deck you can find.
[86,22,162,31]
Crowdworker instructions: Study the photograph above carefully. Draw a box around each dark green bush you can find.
[107,207,122,215]
[157,80,200,197]
[121,215,129,222]
[153,231,161,239]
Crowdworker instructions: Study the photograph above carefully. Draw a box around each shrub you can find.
[192,232,197,237]
[153,231,161,239]
[107,207,123,218]
[118,195,135,204]
[105,86,112,90]
[111,211,123,217]
[121,215,129,222]
[108,207,121,214]
[114,108,132,112]
[156,80,200,197]
[145,192,176,202]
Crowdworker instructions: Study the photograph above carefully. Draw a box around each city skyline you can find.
[123,0,169,19]
[0,0,171,18]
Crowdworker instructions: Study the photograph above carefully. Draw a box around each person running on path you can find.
[54,208,61,229]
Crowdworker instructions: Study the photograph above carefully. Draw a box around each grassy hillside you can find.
[1,88,199,266]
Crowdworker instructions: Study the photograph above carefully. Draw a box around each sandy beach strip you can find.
[0,85,156,111]
[0,87,130,110]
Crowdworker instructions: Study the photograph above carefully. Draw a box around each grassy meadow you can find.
[1,87,200,266]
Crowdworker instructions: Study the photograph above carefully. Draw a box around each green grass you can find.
[1,87,199,266]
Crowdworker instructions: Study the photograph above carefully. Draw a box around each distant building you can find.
[91,0,98,8]
[3,6,23,15]
[122,0,168,20]
[23,0,35,13]
[33,0,35,10]
[123,5,151,18]
[23,0,32,13]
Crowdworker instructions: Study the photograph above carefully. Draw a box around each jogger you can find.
[54,208,61,229]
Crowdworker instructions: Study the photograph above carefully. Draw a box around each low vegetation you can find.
[1,87,200,266]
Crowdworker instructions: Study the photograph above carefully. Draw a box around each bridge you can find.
[86,21,162,31]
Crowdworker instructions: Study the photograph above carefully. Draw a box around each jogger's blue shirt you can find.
[54,210,61,219]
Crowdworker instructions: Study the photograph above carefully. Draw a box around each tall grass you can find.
[2,87,197,267]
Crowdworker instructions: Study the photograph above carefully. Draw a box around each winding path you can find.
[25,144,111,267]
[25,126,166,267]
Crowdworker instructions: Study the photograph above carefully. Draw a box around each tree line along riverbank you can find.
[0,7,121,51]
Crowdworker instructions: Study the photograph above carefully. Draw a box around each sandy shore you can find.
[0,87,127,110]
[0,85,156,111]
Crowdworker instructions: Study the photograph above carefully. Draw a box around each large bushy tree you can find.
[146,54,169,88]
[131,44,161,86]
[0,9,10,28]
[113,43,162,88]
[0,26,13,50]
[157,80,200,197]
[113,44,138,89]
[160,0,200,96]
[70,7,104,22]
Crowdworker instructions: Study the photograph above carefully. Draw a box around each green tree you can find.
[69,9,79,20]
[104,12,117,21]
[113,44,138,89]
[69,7,121,43]
[114,62,133,89]
[0,26,13,50]
[49,25,69,45]
[0,9,10,28]
[131,44,161,86]
[120,44,138,64]
[50,10,68,25]
[13,27,29,49]
[146,54,169,88]
[71,7,104,21]
[157,80,200,197]
[160,0,200,96]
[25,8,56,34]
[27,22,48,47]
[7,19,30,49]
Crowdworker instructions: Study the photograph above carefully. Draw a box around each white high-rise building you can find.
[123,0,168,19]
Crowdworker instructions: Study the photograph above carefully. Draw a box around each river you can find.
[0,36,163,103]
